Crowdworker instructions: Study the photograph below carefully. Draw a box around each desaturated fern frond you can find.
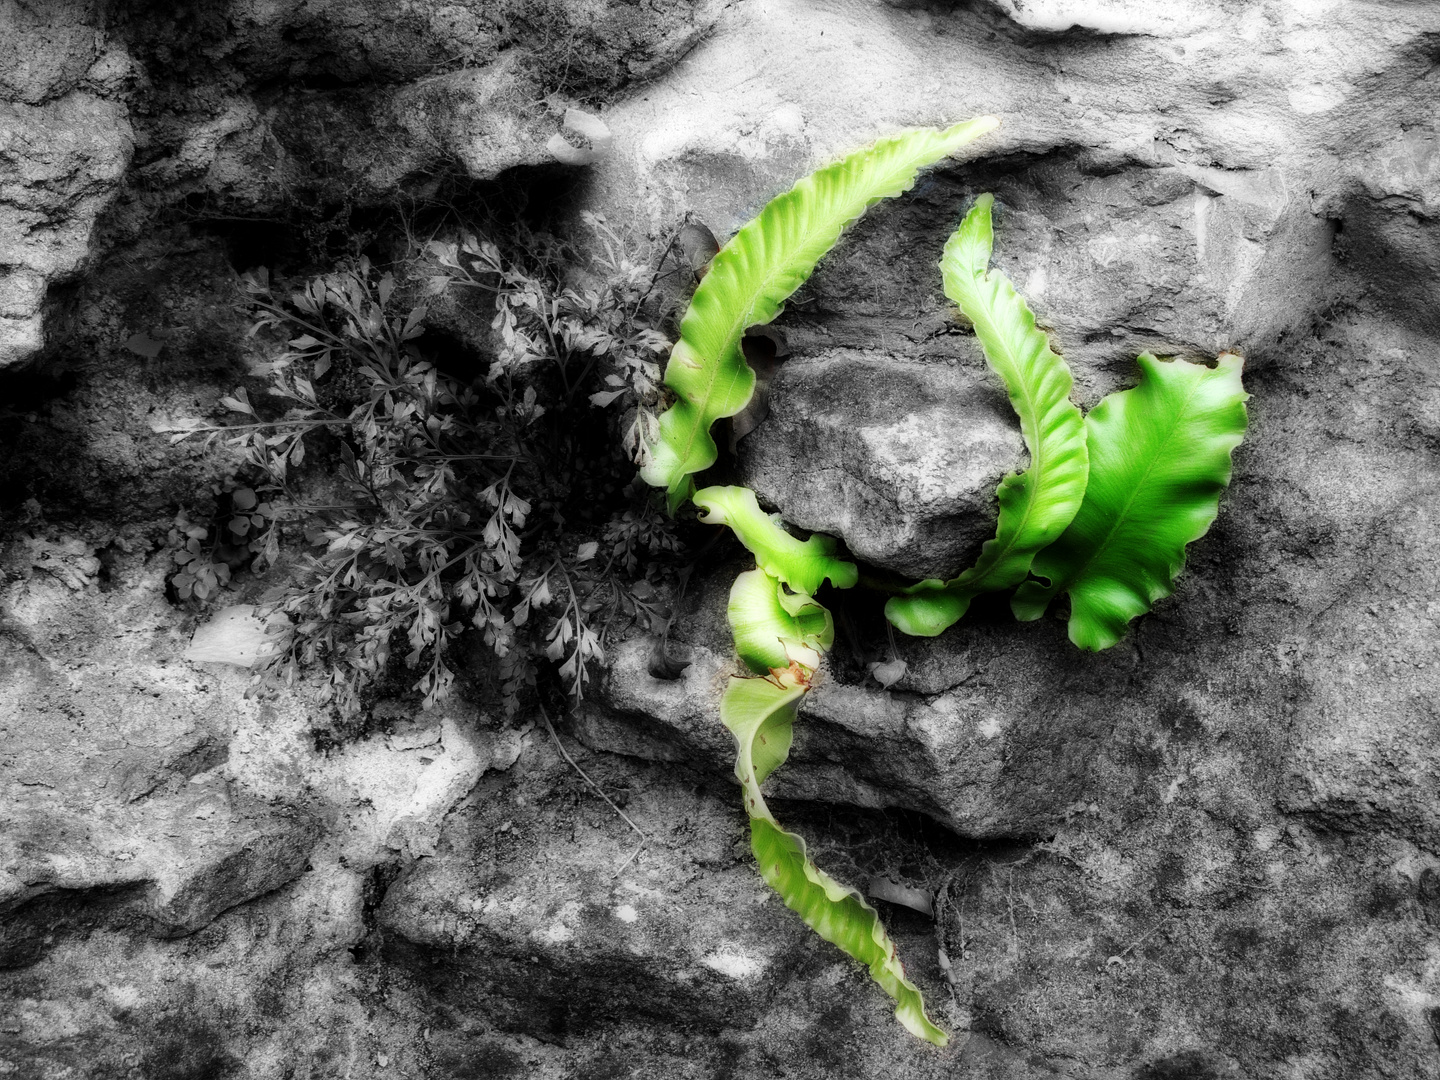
[641,118,1000,512]
[1011,352,1249,650]
[886,194,1088,637]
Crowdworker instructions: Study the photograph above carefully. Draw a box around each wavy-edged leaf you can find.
[728,568,833,675]
[641,117,1001,513]
[720,673,947,1046]
[1012,352,1249,650]
[886,194,1088,637]
[695,485,858,595]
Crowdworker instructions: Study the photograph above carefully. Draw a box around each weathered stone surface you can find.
[0,0,108,107]
[1340,124,1440,336]
[0,553,316,934]
[0,861,381,1080]
[0,0,725,369]
[0,529,524,941]
[737,349,1025,579]
[1,788,318,934]
[0,92,133,367]
[975,0,1217,36]
[5,0,1440,1077]
[581,634,1087,840]
[587,0,1432,375]
[375,735,992,1076]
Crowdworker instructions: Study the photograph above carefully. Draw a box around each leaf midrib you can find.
[1057,371,1209,596]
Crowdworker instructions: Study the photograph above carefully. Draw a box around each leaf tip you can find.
[946,114,1001,144]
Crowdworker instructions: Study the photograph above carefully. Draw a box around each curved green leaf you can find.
[695,485,859,595]
[640,117,1001,513]
[728,568,833,675]
[886,194,1088,637]
[1012,352,1249,650]
[720,673,947,1046]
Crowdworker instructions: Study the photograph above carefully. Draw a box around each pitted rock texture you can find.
[5,0,1440,1078]
[0,540,317,936]
[0,0,725,368]
[737,349,1025,579]
[582,631,1090,841]
[0,92,133,366]
[586,0,1436,376]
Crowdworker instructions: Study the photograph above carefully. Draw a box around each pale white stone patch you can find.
[985,0,1215,35]
[1192,191,1212,267]
[103,984,143,1010]
[182,605,281,667]
[533,900,583,945]
[1022,262,1047,300]
[701,949,765,981]
[1086,231,1158,269]
[1251,824,1282,852]
[765,103,805,140]
[1382,975,1440,1026]
[1288,82,1348,115]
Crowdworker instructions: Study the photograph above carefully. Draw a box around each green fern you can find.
[886,194,1088,637]
[640,118,1000,512]
[703,506,945,1041]
[720,600,948,1046]
[1012,352,1249,649]
[694,485,858,595]
[636,122,1250,1049]
[728,568,833,674]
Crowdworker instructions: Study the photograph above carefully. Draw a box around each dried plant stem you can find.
[537,702,647,874]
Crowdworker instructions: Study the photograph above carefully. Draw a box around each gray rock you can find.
[737,349,1025,579]
[1339,124,1440,336]
[141,789,320,935]
[0,0,726,369]
[0,93,133,367]
[0,788,319,935]
[0,0,107,107]
[0,569,322,933]
[581,636,1080,840]
[7,0,1440,1076]
[374,735,978,1070]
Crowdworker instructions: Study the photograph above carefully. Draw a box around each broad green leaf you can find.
[721,670,806,787]
[1012,352,1249,650]
[641,118,1001,513]
[720,673,947,1046]
[886,194,1088,637]
[728,568,834,675]
[694,485,859,595]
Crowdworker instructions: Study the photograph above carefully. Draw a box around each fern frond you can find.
[694,485,858,595]
[1012,352,1249,650]
[720,672,948,1046]
[728,568,833,675]
[886,194,1088,637]
[641,118,1001,512]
